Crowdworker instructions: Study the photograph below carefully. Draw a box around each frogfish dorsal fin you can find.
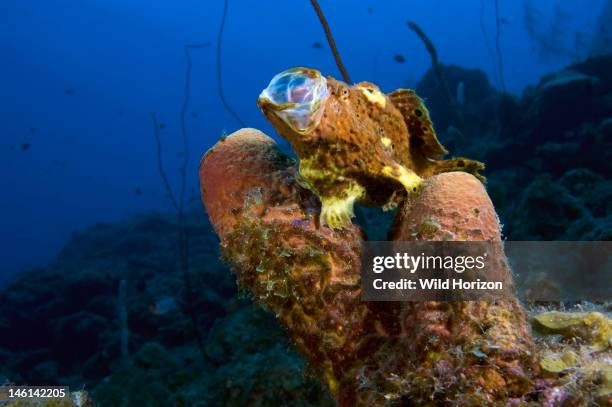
[388,89,447,159]
[389,88,485,182]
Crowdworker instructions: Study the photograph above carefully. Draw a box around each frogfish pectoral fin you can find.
[319,182,365,229]
[426,158,486,182]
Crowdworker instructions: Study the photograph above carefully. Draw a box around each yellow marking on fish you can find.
[381,137,392,147]
[299,155,345,185]
[382,165,394,176]
[325,369,339,395]
[383,165,422,192]
[357,86,386,108]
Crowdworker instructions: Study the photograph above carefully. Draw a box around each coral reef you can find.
[0,211,328,407]
[530,307,612,406]
[200,128,541,405]
[1,55,610,407]
[2,390,95,407]
[533,311,611,352]
[495,56,612,241]
[418,55,612,241]
[257,67,482,228]
[591,0,612,56]
[0,213,225,388]
[415,64,498,136]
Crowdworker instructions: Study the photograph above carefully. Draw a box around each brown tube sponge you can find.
[390,172,501,241]
[200,128,370,400]
[372,172,538,405]
[200,130,538,406]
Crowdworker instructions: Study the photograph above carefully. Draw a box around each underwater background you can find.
[1,0,611,405]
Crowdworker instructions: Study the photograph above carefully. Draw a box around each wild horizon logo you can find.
[361,241,611,301]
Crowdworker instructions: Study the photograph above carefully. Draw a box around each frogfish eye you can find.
[258,67,329,134]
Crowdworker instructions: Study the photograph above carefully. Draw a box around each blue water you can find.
[0,0,607,280]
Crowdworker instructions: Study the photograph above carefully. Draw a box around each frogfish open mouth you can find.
[257,67,329,135]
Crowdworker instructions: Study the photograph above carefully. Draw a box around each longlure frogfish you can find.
[257,67,483,228]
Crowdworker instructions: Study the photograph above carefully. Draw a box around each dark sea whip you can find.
[181,43,210,210]
[309,0,352,84]
[217,0,246,126]
[480,0,499,86]
[407,21,464,131]
[494,0,507,92]
[149,42,213,362]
